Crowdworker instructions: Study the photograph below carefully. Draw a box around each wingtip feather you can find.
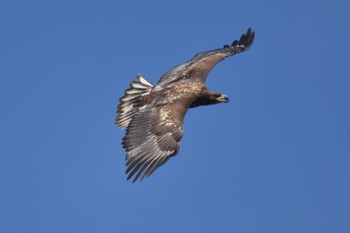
[232,27,255,50]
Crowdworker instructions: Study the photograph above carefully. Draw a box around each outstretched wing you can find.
[157,28,255,87]
[122,102,187,182]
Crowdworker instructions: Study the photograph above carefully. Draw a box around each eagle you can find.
[116,28,255,182]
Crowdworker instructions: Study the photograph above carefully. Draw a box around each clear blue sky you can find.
[1,1,349,232]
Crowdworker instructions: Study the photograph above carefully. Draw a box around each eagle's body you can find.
[116,28,255,182]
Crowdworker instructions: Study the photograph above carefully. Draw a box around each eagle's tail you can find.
[116,73,153,128]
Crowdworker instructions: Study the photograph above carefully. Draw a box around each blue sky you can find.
[1,0,349,232]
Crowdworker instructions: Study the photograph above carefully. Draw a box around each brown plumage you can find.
[116,28,255,182]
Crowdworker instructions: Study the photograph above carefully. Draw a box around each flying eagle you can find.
[116,28,255,182]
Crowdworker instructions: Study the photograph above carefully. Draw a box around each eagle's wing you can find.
[122,102,186,182]
[157,28,255,87]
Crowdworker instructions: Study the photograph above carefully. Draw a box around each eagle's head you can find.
[190,90,229,108]
[212,93,229,103]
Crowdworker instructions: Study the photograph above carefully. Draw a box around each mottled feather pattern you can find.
[157,28,255,86]
[116,28,255,182]
[122,105,185,182]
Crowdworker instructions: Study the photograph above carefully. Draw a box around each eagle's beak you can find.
[217,94,229,103]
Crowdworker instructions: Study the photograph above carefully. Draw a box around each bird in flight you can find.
[116,28,255,182]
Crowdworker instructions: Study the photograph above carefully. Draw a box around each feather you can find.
[115,74,153,128]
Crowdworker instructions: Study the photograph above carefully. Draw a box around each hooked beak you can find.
[217,94,229,103]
